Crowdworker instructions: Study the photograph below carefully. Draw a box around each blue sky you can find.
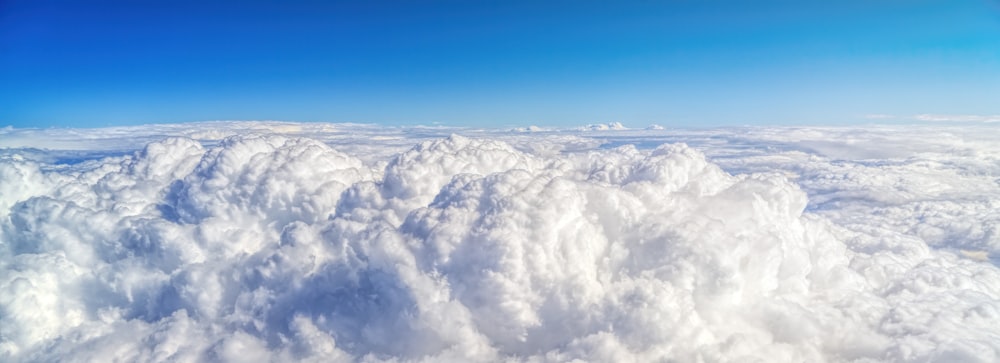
[2,0,999,128]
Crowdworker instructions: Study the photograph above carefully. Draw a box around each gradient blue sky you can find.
[2,0,999,128]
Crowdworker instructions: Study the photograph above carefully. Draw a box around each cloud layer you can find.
[1,123,999,362]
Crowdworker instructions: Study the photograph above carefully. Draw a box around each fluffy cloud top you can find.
[1,123,999,362]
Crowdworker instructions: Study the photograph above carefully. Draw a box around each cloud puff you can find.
[578,122,628,131]
[1,124,999,362]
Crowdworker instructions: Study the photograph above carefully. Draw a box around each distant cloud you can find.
[863,114,1000,123]
[914,114,1000,123]
[578,121,627,131]
[509,125,550,133]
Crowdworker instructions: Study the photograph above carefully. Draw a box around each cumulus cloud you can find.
[1,123,999,362]
[578,122,628,131]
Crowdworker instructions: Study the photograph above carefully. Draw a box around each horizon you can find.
[3,116,999,132]
[3,0,999,128]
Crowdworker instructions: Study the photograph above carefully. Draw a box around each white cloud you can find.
[578,122,628,131]
[862,113,1000,123]
[914,114,1000,123]
[508,125,550,133]
[1,122,999,362]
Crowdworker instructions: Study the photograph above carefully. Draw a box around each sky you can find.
[1,0,999,128]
